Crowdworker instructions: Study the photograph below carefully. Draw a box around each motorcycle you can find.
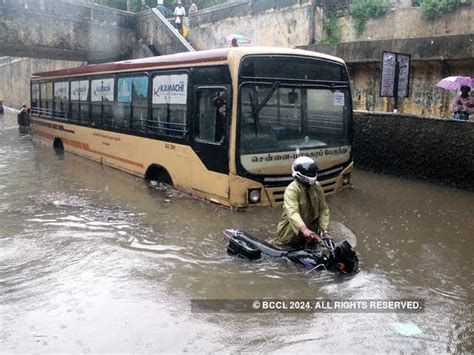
[223,229,359,276]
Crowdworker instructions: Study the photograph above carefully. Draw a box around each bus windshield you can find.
[239,82,351,175]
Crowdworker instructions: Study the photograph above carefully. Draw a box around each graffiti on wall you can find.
[350,64,460,118]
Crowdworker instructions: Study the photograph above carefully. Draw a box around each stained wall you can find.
[0,57,84,109]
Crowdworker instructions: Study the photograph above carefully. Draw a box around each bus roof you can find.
[32,47,345,79]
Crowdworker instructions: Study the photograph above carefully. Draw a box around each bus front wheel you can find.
[145,164,174,186]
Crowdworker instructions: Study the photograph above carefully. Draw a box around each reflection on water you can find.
[0,111,472,352]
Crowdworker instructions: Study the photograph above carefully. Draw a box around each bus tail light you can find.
[248,189,261,204]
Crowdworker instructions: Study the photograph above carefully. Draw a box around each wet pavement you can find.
[0,111,472,353]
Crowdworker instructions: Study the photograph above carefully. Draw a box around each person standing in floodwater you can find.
[230,38,239,47]
[17,103,31,127]
[274,157,330,249]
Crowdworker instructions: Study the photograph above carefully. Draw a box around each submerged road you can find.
[0,111,472,352]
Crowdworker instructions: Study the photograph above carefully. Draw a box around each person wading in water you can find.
[274,156,330,249]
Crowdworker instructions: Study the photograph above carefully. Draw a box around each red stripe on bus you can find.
[33,119,75,134]
[35,129,144,169]
[80,142,144,169]
[35,130,56,140]
[69,140,82,149]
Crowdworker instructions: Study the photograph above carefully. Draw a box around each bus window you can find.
[53,82,61,118]
[63,82,70,118]
[71,80,90,122]
[116,77,132,129]
[118,75,149,132]
[150,74,188,137]
[53,81,69,119]
[46,82,53,115]
[307,89,346,140]
[91,78,114,127]
[91,101,101,125]
[131,76,149,133]
[238,84,351,157]
[40,82,48,114]
[40,83,46,109]
[81,81,90,122]
[31,83,39,111]
[103,101,114,127]
[70,81,80,121]
[196,88,227,144]
[39,82,53,117]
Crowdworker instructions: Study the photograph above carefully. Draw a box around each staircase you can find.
[136,7,195,58]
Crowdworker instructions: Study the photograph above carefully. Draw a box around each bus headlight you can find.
[248,189,261,204]
[343,173,351,186]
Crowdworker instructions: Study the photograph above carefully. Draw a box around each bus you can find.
[30,47,353,208]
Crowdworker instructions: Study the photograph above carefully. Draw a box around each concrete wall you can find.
[338,4,473,42]
[188,0,314,50]
[0,57,84,108]
[312,34,473,63]
[0,0,137,61]
[188,1,472,50]
[350,60,474,118]
[353,111,474,191]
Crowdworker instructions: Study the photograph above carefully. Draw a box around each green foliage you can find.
[322,16,340,44]
[348,0,391,34]
[418,0,471,20]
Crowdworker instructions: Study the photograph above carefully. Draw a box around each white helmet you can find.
[292,156,318,185]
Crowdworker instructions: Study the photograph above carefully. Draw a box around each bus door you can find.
[192,86,230,199]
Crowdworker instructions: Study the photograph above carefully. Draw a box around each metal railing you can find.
[147,119,188,136]
[31,107,52,117]
[151,8,195,52]
[31,105,190,138]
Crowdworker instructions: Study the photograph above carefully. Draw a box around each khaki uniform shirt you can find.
[275,180,330,245]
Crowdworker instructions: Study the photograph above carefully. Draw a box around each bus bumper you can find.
[230,162,353,208]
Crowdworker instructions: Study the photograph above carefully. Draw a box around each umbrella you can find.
[225,34,251,46]
[435,76,473,91]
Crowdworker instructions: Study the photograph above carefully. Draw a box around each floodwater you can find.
[0,111,472,353]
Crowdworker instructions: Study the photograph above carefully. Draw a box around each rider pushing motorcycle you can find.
[274,157,330,249]
[225,156,358,274]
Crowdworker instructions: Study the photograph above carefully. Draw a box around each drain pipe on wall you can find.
[308,0,316,45]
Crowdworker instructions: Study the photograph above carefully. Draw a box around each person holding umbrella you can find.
[436,76,473,120]
[451,85,473,121]
[225,34,251,47]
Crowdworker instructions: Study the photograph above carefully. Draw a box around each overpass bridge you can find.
[0,0,193,62]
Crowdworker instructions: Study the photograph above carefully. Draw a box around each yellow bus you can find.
[30,47,353,208]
